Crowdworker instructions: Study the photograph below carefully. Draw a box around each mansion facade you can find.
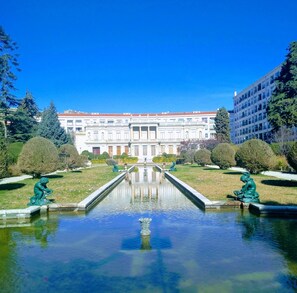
[58,111,217,162]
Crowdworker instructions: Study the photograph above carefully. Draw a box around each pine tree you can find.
[0,26,20,138]
[19,90,39,118]
[37,101,70,147]
[7,91,39,142]
[214,107,231,143]
[267,41,297,131]
[0,27,20,176]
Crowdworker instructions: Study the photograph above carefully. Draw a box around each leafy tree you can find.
[194,149,211,166]
[267,41,297,131]
[37,101,70,147]
[211,143,236,169]
[236,139,277,174]
[58,144,83,170]
[286,142,297,171]
[214,107,231,143]
[0,26,20,138]
[178,139,199,164]
[18,136,59,178]
[198,139,219,151]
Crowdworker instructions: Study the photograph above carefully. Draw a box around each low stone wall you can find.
[0,206,40,220]
[0,167,134,219]
[249,203,297,217]
[155,164,235,210]
[77,170,128,211]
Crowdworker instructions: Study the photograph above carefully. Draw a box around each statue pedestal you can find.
[139,217,152,236]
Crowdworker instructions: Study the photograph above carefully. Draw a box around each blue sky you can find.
[2,0,297,113]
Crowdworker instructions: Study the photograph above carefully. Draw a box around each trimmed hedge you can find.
[194,149,212,166]
[236,139,277,174]
[211,143,236,169]
[287,142,297,171]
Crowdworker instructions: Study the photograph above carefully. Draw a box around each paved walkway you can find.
[206,165,297,181]
[0,174,32,184]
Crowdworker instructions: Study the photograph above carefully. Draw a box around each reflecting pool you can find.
[1,167,297,292]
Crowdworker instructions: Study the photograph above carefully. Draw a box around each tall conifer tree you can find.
[37,101,70,147]
[7,91,39,142]
[214,107,231,143]
[267,41,297,131]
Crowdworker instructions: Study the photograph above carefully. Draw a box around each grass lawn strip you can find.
[0,165,118,210]
[173,165,297,206]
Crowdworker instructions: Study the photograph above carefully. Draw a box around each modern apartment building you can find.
[233,65,282,144]
[58,111,217,162]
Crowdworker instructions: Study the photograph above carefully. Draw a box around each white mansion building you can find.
[58,111,217,162]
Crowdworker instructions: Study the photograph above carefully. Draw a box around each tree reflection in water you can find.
[238,210,297,290]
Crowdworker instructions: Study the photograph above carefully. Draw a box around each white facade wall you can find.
[58,111,217,162]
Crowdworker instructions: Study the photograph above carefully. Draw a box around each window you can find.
[117,146,121,155]
[108,146,113,156]
[93,147,100,155]
[143,145,147,156]
[134,145,139,156]
[169,145,173,154]
[151,145,156,156]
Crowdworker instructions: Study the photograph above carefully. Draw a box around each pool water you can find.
[1,167,297,292]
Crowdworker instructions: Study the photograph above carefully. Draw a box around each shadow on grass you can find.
[261,200,297,206]
[223,171,243,175]
[0,183,26,191]
[202,167,220,171]
[46,174,64,179]
[71,170,82,173]
[261,179,297,188]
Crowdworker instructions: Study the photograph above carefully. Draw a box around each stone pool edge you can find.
[0,167,134,220]
[157,165,297,215]
[158,167,232,210]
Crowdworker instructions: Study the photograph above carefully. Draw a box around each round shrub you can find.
[194,149,211,166]
[211,143,236,169]
[59,144,83,170]
[287,142,297,171]
[18,136,59,178]
[236,139,277,174]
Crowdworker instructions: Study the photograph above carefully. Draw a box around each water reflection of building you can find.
[98,167,192,213]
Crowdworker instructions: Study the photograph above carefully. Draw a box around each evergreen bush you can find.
[286,142,297,171]
[194,149,211,166]
[236,139,277,174]
[18,136,59,178]
[58,144,83,170]
[211,143,236,169]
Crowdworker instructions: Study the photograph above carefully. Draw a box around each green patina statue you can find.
[169,162,177,171]
[112,164,119,172]
[234,172,260,203]
[28,177,53,206]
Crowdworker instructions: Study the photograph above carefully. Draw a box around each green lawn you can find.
[1,164,296,210]
[173,165,297,205]
[0,165,118,209]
